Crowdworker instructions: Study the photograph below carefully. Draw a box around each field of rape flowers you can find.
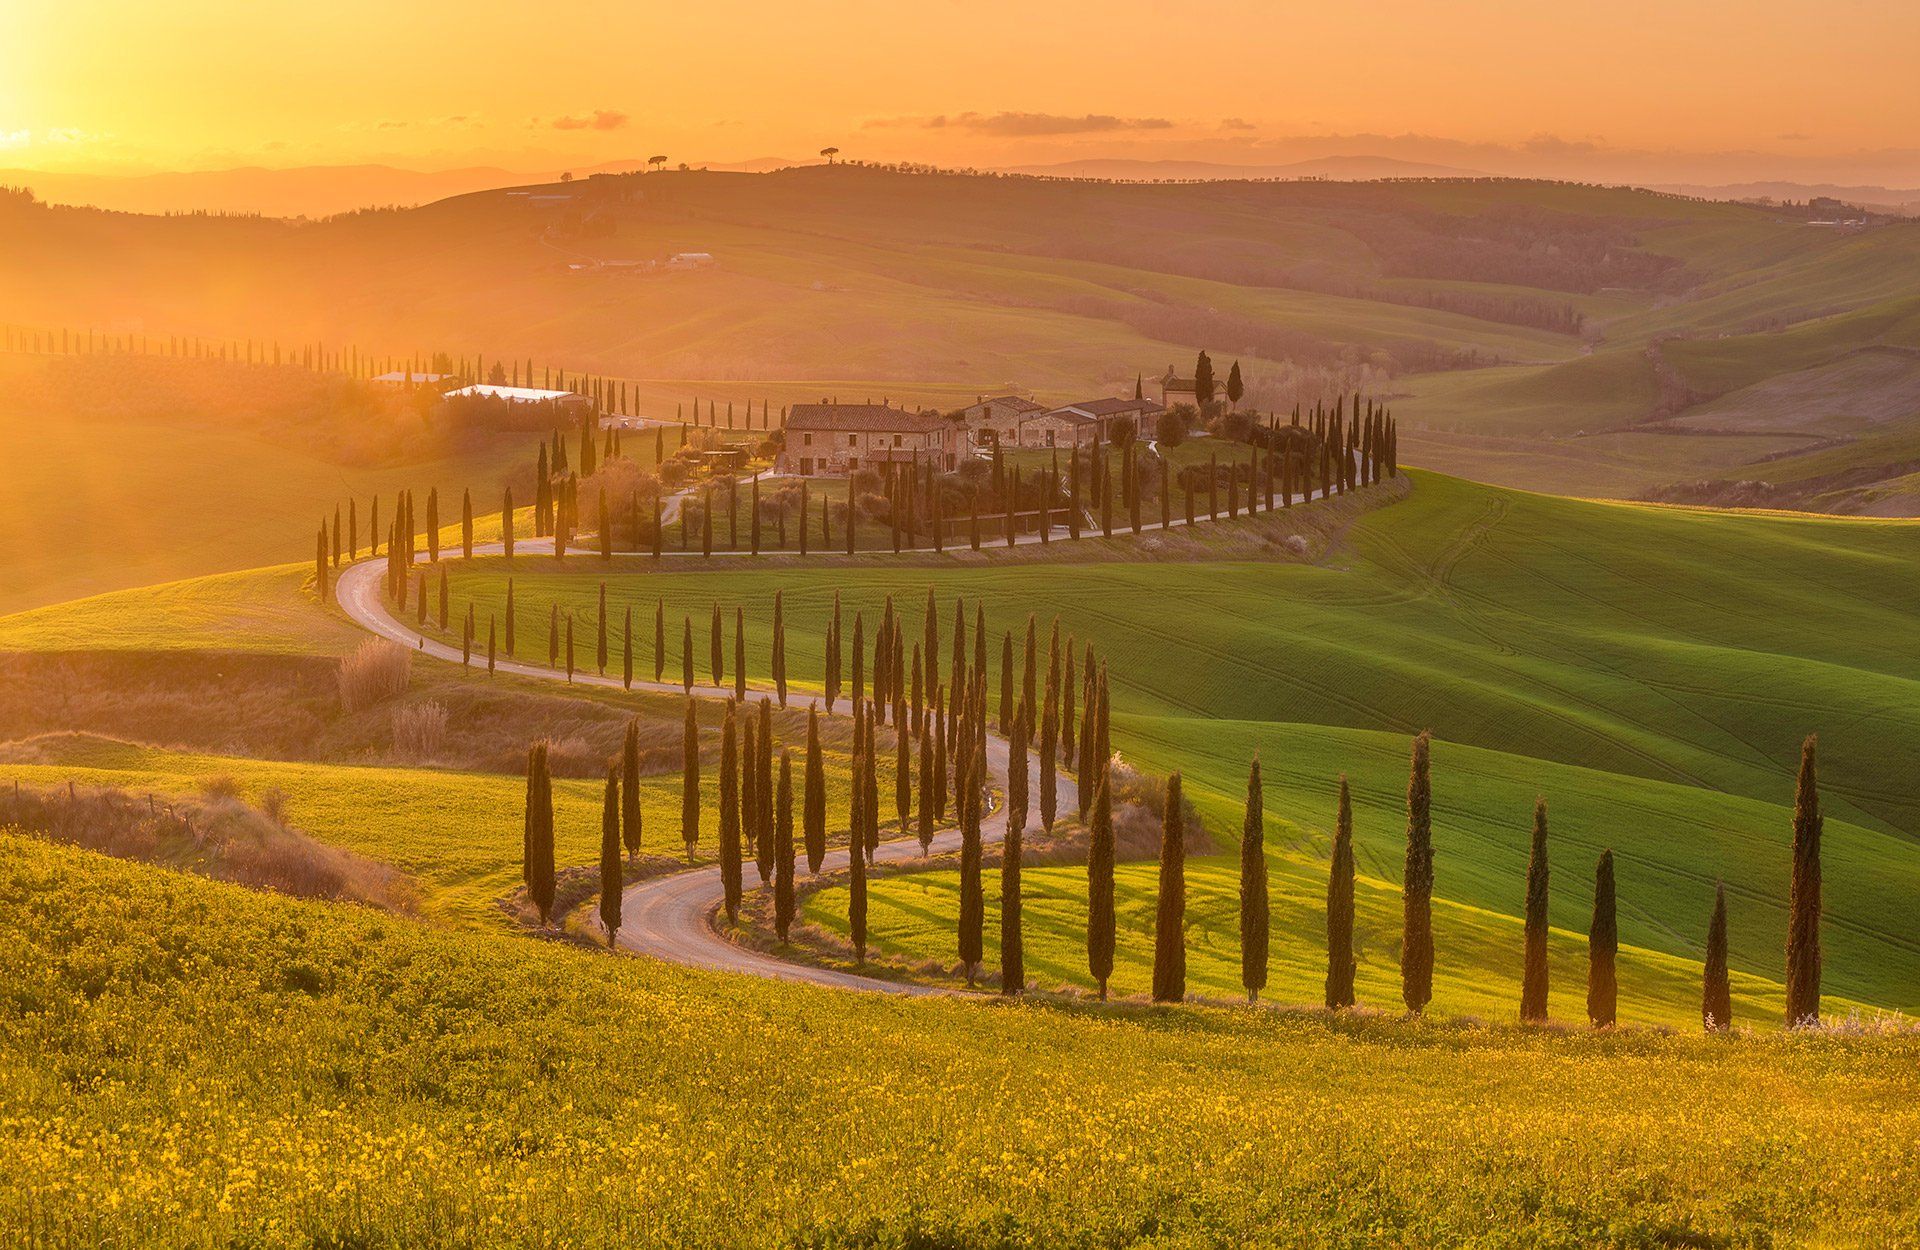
[5,832,1919,1248]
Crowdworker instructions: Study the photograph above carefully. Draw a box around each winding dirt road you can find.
[334,546,1073,994]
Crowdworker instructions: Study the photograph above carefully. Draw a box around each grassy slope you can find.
[4,834,1917,1246]
[422,473,1920,1013]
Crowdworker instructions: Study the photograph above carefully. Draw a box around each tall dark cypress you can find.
[861,699,881,864]
[1785,734,1823,1026]
[1039,702,1058,834]
[1588,849,1618,1028]
[804,705,826,873]
[1521,797,1551,1023]
[710,603,724,688]
[774,750,796,941]
[772,591,787,706]
[681,616,693,693]
[1703,882,1732,1034]
[734,607,747,702]
[1151,771,1187,1003]
[848,746,869,964]
[621,718,642,859]
[524,744,555,925]
[958,734,985,984]
[1086,768,1115,1000]
[681,698,700,857]
[1239,756,1269,1003]
[599,768,623,946]
[505,578,516,657]
[462,488,474,560]
[917,718,936,853]
[1325,776,1357,1009]
[622,605,633,690]
[1001,715,1027,996]
[653,598,665,682]
[1402,730,1435,1013]
[755,699,775,884]
[719,701,741,921]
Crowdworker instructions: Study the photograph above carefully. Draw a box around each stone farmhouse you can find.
[959,395,1045,447]
[779,403,962,477]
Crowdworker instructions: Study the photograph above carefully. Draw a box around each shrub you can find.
[338,639,412,712]
[390,701,449,762]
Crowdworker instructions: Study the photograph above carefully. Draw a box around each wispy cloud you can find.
[548,110,629,132]
[869,111,1172,137]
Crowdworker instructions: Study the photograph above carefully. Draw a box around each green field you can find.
[5,834,1917,1246]
[410,471,1920,1016]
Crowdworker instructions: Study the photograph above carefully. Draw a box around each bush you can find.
[1155,408,1191,447]
[338,639,412,712]
[390,701,449,763]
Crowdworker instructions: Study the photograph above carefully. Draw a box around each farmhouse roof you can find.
[445,384,585,403]
[787,403,951,433]
[1050,396,1165,419]
[976,395,1045,413]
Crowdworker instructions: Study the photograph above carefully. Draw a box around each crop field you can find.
[4,834,1918,1247]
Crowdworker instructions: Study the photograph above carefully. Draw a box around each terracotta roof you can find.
[1050,396,1165,419]
[973,395,1045,413]
[786,403,951,433]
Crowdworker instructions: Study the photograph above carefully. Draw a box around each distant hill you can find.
[0,163,525,218]
[7,163,1920,511]
[999,155,1485,182]
[1648,181,1920,214]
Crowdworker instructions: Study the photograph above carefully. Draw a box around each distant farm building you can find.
[1158,367,1209,407]
[779,404,961,477]
[667,252,716,270]
[443,384,593,416]
[960,395,1045,447]
[371,370,451,387]
[1043,396,1164,443]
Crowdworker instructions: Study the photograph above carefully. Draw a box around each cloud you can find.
[549,110,629,132]
[1219,118,1256,132]
[869,111,1172,136]
[1777,132,1811,142]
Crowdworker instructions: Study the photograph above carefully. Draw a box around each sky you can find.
[5,0,1919,185]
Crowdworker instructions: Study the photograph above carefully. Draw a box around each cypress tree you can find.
[756,699,775,884]
[462,488,474,560]
[599,768,623,946]
[862,699,881,865]
[1325,776,1357,1010]
[1402,730,1435,1014]
[804,705,826,873]
[923,586,940,697]
[505,579,517,656]
[1151,771,1187,1004]
[719,701,741,921]
[563,613,573,683]
[315,525,329,602]
[524,744,555,925]
[1002,715,1027,996]
[1786,734,1822,1026]
[1588,849,1618,1028]
[772,591,787,706]
[1704,882,1732,1034]
[682,616,694,692]
[848,747,869,964]
[958,736,984,985]
[895,702,911,829]
[502,487,514,560]
[774,750,796,941]
[1521,797,1551,1023]
[1038,692,1060,833]
[487,615,496,675]
[710,603,724,688]
[548,603,559,667]
[681,698,700,856]
[917,718,936,853]
[1087,768,1115,1000]
[621,719,642,859]
[437,565,449,628]
[734,607,747,702]
[999,632,1014,732]
[1240,756,1269,1003]
[1021,614,1037,733]
[851,613,865,708]
[622,606,633,690]
[426,488,440,562]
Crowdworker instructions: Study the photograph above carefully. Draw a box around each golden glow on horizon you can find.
[5,0,1918,179]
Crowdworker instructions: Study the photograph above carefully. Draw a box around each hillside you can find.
[9,167,1920,509]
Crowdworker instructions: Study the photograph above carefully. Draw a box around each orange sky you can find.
[5,0,1918,183]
